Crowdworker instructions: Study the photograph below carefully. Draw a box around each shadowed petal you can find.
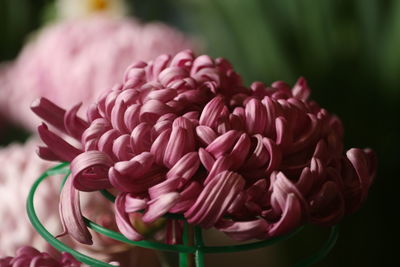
[38,124,82,162]
[216,219,269,241]
[115,193,144,241]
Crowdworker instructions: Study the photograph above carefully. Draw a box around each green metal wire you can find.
[194,227,205,267]
[27,163,339,267]
[179,221,190,267]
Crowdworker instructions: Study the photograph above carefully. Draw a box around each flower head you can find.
[33,50,376,243]
[0,246,80,267]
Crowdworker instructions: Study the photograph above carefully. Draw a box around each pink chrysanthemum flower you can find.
[0,16,193,131]
[33,50,376,244]
[0,246,80,267]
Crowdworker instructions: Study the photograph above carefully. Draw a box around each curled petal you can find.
[271,172,306,212]
[166,152,200,181]
[159,67,189,87]
[150,129,171,165]
[164,124,195,168]
[58,175,92,245]
[112,134,132,161]
[109,152,157,192]
[292,77,310,101]
[125,195,148,213]
[199,148,215,172]
[124,104,141,132]
[81,118,110,150]
[140,99,173,124]
[185,171,245,228]
[243,135,269,169]
[228,133,251,167]
[342,148,377,213]
[204,156,233,185]
[115,193,144,241]
[64,103,88,140]
[71,150,113,191]
[149,178,181,199]
[97,129,120,158]
[191,54,214,75]
[110,165,165,194]
[111,100,129,133]
[206,130,241,158]
[268,193,303,237]
[196,126,217,146]
[199,96,227,129]
[130,122,153,154]
[275,116,292,149]
[262,137,282,174]
[152,54,171,80]
[142,192,180,223]
[170,181,202,213]
[245,98,267,135]
[171,49,194,67]
[145,89,177,102]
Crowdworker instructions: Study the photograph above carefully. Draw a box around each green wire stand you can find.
[27,163,339,267]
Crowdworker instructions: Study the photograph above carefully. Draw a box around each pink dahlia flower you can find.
[0,246,80,267]
[33,50,376,244]
[0,15,193,131]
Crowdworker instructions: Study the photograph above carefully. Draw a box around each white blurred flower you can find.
[57,0,127,19]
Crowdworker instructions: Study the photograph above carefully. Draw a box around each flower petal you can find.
[166,152,200,182]
[115,193,144,241]
[142,192,180,223]
[64,102,88,140]
[71,150,113,191]
[245,98,267,135]
[38,124,82,162]
[199,96,227,129]
[31,97,67,133]
[58,175,92,245]
[185,171,245,228]
[216,219,269,241]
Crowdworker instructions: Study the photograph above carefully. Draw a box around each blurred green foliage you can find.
[0,0,399,266]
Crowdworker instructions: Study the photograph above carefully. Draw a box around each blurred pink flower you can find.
[0,139,61,256]
[0,15,193,131]
[33,50,376,244]
[0,138,161,266]
[0,246,80,267]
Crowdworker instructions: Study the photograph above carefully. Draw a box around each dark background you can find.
[1,0,399,266]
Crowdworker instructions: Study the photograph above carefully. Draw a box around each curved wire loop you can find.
[27,163,339,267]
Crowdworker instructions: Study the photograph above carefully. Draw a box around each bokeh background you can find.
[1,0,399,266]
